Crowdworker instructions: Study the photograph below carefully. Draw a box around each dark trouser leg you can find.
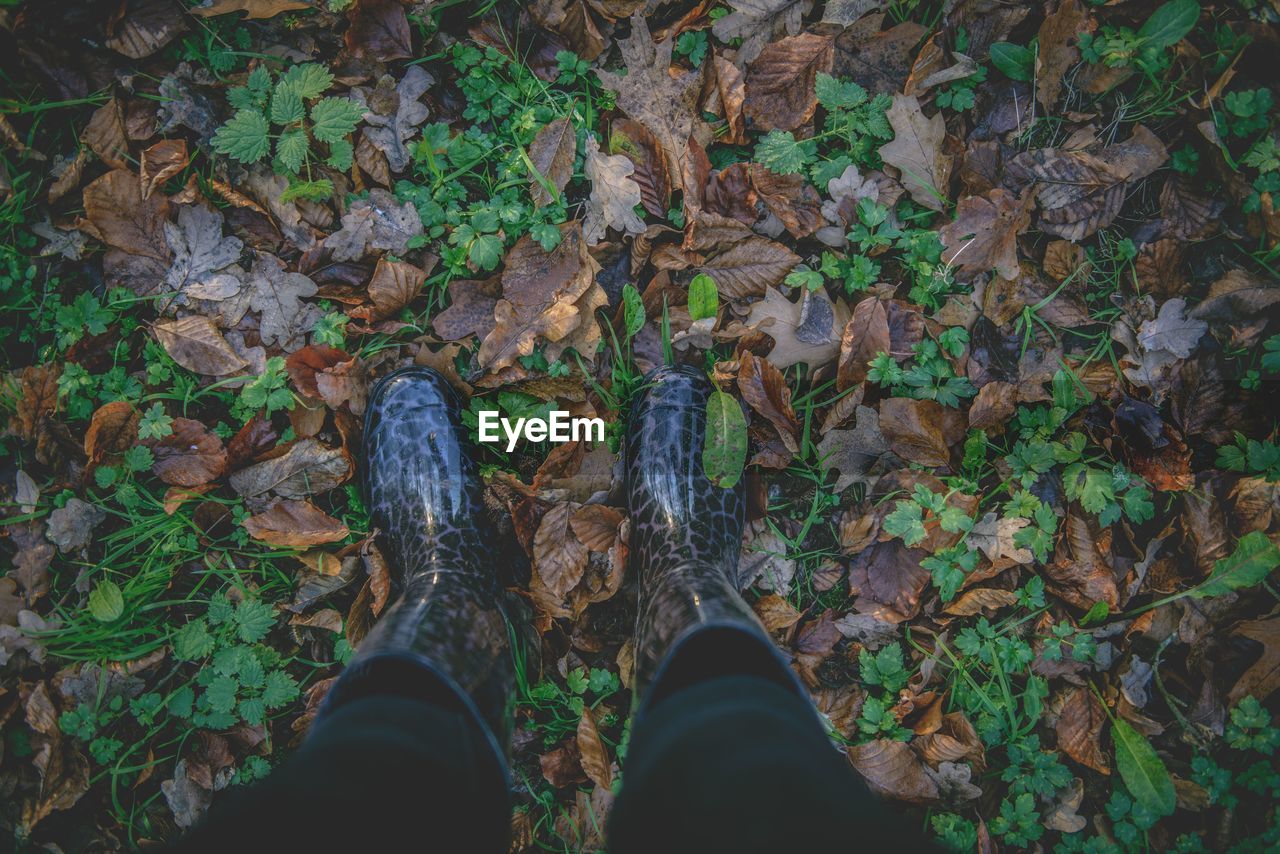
[609,634,932,854]
[170,667,510,853]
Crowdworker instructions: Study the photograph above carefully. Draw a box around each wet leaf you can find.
[153,316,248,377]
[879,94,951,211]
[242,499,350,548]
[703,390,748,489]
[150,418,228,487]
[1112,719,1175,817]
[529,117,576,208]
[744,32,833,132]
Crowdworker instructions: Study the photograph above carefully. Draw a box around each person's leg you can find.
[611,367,931,852]
[171,368,518,852]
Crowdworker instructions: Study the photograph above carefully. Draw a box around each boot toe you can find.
[633,364,711,413]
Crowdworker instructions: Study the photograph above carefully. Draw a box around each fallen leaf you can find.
[242,499,350,548]
[848,539,931,623]
[46,499,107,553]
[346,0,411,61]
[228,438,352,499]
[432,277,501,342]
[84,401,139,461]
[596,15,701,179]
[583,135,646,243]
[745,285,849,371]
[1137,297,1206,359]
[83,169,171,258]
[150,418,228,487]
[162,204,244,303]
[1035,0,1088,110]
[610,118,670,217]
[847,738,940,804]
[749,165,823,238]
[737,352,799,452]
[695,237,801,299]
[943,587,1018,616]
[939,189,1033,281]
[351,66,433,173]
[879,398,950,467]
[83,99,128,170]
[192,0,310,18]
[1056,687,1110,774]
[1230,618,1280,702]
[479,222,600,371]
[712,0,813,65]
[743,32,833,132]
[152,316,249,377]
[576,708,613,790]
[533,502,589,599]
[878,94,951,211]
[326,189,424,261]
[106,0,184,59]
[529,117,577,208]
[245,251,320,349]
[836,296,889,390]
[359,256,431,322]
[140,139,189,200]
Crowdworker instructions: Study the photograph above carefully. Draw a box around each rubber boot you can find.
[318,366,513,778]
[626,365,809,714]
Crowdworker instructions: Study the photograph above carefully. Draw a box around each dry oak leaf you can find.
[242,499,350,548]
[326,189,424,261]
[228,438,352,499]
[817,404,889,493]
[85,401,140,462]
[737,352,800,453]
[140,139,189,200]
[712,0,813,65]
[1230,618,1280,703]
[583,135,646,244]
[878,94,951,212]
[1056,686,1110,774]
[163,204,244,303]
[533,502,590,599]
[847,739,940,805]
[153,316,248,377]
[150,418,228,487]
[245,252,320,349]
[479,221,600,372]
[743,32,833,133]
[351,66,433,174]
[529,117,577,208]
[837,296,889,390]
[939,189,1033,281]
[879,397,950,468]
[192,0,310,18]
[745,285,849,371]
[596,15,702,180]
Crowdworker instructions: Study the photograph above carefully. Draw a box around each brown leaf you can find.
[84,401,139,461]
[878,94,951,211]
[479,222,600,371]
[967,381,1017,432]
[879,398,950,468]
[847,739,940,805]
[939,189,1033,281]
[696,237,801,299]
[737,352,799,452]
[346,0,411,61]
[529,117,577,208]
[362,538,392,616]
[140,139,189,200]
[192,0,309,18]
[106,0,183,59]
[610,118,670,217]
[1045,513,1119,611]
[576,708,613,790]
[153,316,248,377]
[228,438,352,499]
[943,587,1018,616]
[837,296,888,390]
[1231,619,1280,703]
[848,539,931,623]
[744,32,833,132]
[596,15,702,180]
[540,740,588,788]
[150,418,228,487]
[530,0,606,61]
[533,502,589,598]
[286,345,350,398]
[10,364,61,444]
[1035,0,1088,110]
[242,499,350,548]
[569,504,624,553]
[83,169,171,258]
[83,98,129,170]
[1056,686,1110,774]
[753,593,803,631]
[712,53,747,145]
[834,18,925,95]
[432,277,501,342]
[360,256,431,321]
[748,164,822,238]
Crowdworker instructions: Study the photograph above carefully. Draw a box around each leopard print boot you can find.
[320,366,513,774]
[626,365,808,713]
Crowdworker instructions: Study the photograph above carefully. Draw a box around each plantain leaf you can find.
[1112,719,1176,817]
[703,390,747,489]
[688,273,720,322]
[1139,0,1200,50]
[88,580,124,623]
[1190,531,1280,599]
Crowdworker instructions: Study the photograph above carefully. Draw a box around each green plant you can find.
[1217,432,1280,481]
[212,64,364,201]
[1079,0,1200,79]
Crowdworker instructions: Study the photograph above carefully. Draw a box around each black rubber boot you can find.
[625,366,809,713]
[318,366,513,779]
